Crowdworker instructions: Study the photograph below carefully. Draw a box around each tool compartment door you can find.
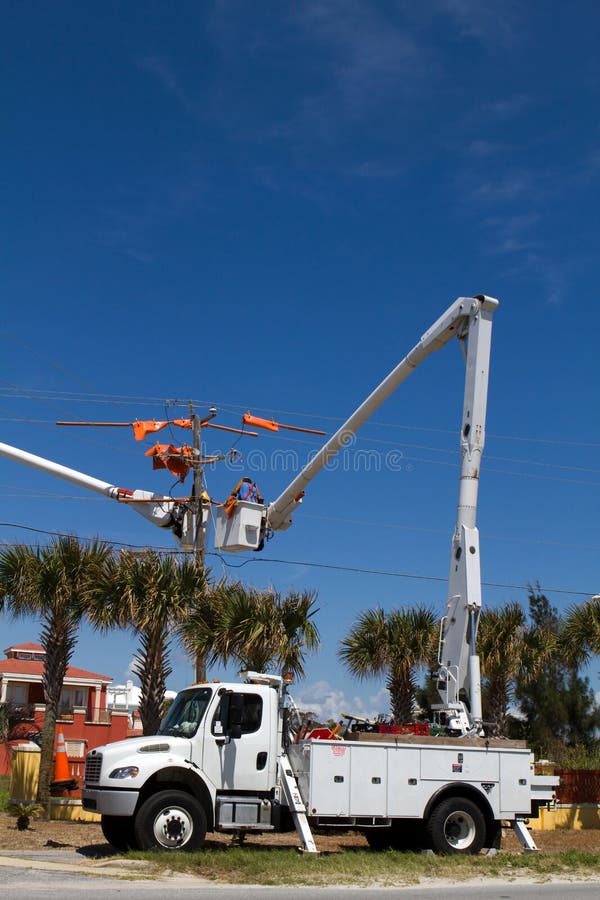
[387,747,422,817]
[307,742,351,816]
[348,745,388,816]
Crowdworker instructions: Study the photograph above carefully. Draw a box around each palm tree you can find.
[339,606,437,724]
[90,550,207,735]
[0,536,112,814]
[477,603,529,735]
[176,574,225,682]
[564,595,600,663]
[198,582,320,678]
[275,590,321,679]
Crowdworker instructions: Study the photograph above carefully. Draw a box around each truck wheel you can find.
[134,790,207,851]
[426,797,486,855]
[101,815,138,851]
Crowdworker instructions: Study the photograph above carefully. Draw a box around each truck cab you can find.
[82,677,284,851]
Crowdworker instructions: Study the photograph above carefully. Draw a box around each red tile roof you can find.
[3,642,45,654]
[0,659,112,681]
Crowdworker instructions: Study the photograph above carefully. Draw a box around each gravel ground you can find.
[1,812,599,855]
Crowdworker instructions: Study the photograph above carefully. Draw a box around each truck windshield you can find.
[158,687,212,738]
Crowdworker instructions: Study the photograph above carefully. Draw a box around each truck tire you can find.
[101,814,138,851]
[426,797,486,855]
[133,790,207,851]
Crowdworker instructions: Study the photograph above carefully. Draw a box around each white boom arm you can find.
[266,294,498,734]
[0,441,197,551]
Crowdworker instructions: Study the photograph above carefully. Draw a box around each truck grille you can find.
[84,752,103,784]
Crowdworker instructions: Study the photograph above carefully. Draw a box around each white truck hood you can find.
[86,735,194,787]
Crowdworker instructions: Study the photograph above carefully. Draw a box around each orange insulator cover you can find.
[243,413,279,432]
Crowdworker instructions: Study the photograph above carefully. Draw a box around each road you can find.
[0,853,599,899]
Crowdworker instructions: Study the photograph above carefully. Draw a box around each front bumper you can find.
[82,788,139,816]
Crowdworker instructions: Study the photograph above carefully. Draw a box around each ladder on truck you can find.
[278,751,318,853]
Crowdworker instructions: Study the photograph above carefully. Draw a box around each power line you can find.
[210,552,596,598]
[2,385,600,449]
[301,514,600,552]
[2,416,600,483]
[185,399,600,449]
[0,492,598,552]
[0,522,176,552]
[0,521,595,598]
[0,331,94,390]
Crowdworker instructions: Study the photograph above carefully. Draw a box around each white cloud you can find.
[126,656,138,680]
[296,2,424,108]
[504,252,566,307]
[435,0,521,47]
[136,56,196,114]
[464,140,505,159]
[484,212,541,256]
[473,173,532,203]
[482,94,532,119]
[343,161,405,179]
[292,679,390,723]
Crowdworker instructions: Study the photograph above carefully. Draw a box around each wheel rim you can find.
[443,810,476,850]
[152,805,194,848]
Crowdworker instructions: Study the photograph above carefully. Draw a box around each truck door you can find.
[200,688,273,792]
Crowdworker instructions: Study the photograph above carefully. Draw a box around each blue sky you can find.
[1,1,599,721]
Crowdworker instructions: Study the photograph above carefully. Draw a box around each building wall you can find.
[1,706,130,777]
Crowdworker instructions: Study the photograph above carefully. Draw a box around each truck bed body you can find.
[287,735,542,824]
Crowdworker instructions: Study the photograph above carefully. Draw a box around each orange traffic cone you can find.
[53,731,71,782]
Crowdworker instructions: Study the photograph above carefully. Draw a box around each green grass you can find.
[0,775,10,812]
[125,846,600,887]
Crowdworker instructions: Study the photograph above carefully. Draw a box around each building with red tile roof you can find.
[0,642,129,777]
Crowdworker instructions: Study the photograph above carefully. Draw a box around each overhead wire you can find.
[5,416,600,484]
[0,331,95,390]
[1,487,598,552]
[2,413,600,481]
[0,521,595,598]
[2,384,600,449]
[300,513,600,552]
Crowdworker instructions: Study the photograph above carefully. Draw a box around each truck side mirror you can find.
[221,692,244,740]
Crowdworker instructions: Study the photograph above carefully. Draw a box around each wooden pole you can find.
[190,403,207,682]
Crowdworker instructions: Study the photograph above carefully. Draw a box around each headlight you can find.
[109,766,140,779]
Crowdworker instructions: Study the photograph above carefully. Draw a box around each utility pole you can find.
[189,402,205,568]
[189,402,216,683]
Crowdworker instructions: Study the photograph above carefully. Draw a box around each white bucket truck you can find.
[81,668,556,854]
